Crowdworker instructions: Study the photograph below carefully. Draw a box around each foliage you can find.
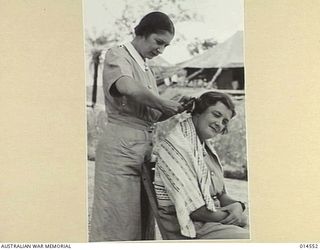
[111,0,203,43]
[86,0,204,54]
[187,37,218,55]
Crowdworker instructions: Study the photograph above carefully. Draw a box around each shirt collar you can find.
[124,42,149,72]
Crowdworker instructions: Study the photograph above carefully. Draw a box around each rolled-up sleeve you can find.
[103,48,133,95]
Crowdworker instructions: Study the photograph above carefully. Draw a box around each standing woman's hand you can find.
[157,99,183,121]
[161,99,183,115]
[114,76,182,120]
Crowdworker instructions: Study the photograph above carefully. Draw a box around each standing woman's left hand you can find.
[219,202,243,225]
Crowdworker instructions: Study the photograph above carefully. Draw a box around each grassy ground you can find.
[87,160,249,239]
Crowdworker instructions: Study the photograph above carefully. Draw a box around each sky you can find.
[83,0,244,64]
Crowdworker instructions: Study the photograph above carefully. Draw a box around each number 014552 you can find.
[300,244,319,248]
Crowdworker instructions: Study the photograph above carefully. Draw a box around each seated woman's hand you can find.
[239,214,248,228]
[219,202,243,226]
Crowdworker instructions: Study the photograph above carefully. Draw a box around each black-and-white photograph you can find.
[84,0,249,241]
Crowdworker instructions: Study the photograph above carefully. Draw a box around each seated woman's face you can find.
[194,101,233,141]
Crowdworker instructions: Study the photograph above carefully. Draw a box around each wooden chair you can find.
[141,160,170,240]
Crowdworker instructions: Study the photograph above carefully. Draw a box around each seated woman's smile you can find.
[192,101,232,141]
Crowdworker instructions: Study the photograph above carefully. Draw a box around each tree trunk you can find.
[91,60,99,108]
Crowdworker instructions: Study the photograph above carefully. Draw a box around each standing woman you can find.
[90,12,182,241]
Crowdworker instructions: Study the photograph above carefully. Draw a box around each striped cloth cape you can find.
[154,114,216,238]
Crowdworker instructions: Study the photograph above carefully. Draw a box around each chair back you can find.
[141,161,170,240]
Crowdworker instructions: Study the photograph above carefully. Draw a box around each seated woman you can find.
[153,91,249,240]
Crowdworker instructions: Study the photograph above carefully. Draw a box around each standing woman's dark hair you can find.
[134,11,175,37]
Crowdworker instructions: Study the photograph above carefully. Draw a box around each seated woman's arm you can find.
[219,191,242,207]
[219,192,247,226]
[190,205,229,223]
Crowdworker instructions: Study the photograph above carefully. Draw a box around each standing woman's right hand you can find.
[157,99,183,121]
[114,76,183,120]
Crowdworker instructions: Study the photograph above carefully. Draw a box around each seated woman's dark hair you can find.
[134,11,175,37]
[192,91,236,134]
